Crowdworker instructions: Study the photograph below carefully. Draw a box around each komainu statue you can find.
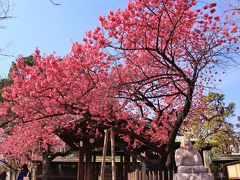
[173,138,214,180]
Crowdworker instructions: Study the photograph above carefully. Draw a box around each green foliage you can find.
[9,55,35,74]
[187,92,237,154]
[0,78,12,127]
[237,116,240,129]
[0,78,12,102]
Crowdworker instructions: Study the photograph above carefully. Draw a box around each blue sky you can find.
[0,0,128,75]
[0,0,239,125]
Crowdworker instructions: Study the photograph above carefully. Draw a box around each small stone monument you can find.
[173,137,214,180]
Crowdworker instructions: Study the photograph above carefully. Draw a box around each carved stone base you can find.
[178,166,209,173]
[173,173,214,180]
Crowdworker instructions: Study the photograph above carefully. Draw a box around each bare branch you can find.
[0,53,14,57]
[50,0,61,5]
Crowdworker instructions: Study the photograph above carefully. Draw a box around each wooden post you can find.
[141,161,146,180]
[149,171,151,180]
[10,169,16,180]
[33,166,37,180]
[120,155,123,180]
[203,150,211,171]
[77,141,84,180]
[110,128,116,180]
[161,170,165,180]
[135,169,139,180]
[85,144,92,180]
[124,152,130,180]
[132,154,137,170]
[100,130,109,180]
[168,170,171,180]
[42,151,50,180]
[92,154,96,180]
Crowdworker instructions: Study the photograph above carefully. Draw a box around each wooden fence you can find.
[128,170,172,180]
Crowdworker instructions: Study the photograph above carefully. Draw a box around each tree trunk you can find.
[42,151,50,180]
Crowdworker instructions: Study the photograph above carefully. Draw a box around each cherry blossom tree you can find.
[0,56,71,180]
[83,0,240,172]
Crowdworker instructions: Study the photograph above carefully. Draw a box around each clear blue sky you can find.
[0,0,239,125]
[0,0,128,75]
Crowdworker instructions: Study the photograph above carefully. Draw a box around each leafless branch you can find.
[0,44,15,57]
[0,53,14,57]
[50,0,61,5]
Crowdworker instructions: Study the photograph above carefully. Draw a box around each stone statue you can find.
[173,138,214,180]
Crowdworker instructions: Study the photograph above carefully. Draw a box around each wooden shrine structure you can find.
[59,128,142,180]
[55,126,178,180]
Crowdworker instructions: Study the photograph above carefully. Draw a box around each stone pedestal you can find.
[173,173,214,180]
[178,166,208,173]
